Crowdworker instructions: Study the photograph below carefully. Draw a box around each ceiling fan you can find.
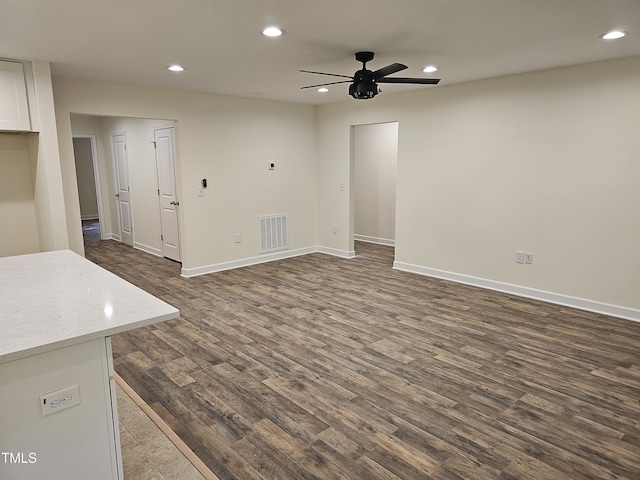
[301,51,440,100]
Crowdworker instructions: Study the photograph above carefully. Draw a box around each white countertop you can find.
[0,249,179,363]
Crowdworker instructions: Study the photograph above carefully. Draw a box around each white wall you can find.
[53,78,318,272]
[29,62,69,252]
[317,56,640,318]
[0,133,40,256]
[354,122,398,245]
[50,57,639,319]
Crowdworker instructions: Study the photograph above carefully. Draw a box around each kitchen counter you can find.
[0,249,179,480]
[0,249,178,363]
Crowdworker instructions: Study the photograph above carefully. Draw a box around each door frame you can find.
[72,133,106,240]
[349,121,400,255]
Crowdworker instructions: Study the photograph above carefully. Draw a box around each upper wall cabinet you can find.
[0,60,31,131]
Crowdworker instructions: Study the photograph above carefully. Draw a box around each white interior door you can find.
[111,133,133,246]
[154,127,181,262]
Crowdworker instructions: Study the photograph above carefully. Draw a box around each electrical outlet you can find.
[40,385,80,417]
[525,253,533,264]
[332,225,338,234]
[516,251,525,264]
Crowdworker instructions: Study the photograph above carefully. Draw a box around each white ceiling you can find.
[1,0,639,105]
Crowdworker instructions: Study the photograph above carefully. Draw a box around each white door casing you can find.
[111,133,133,246]
[154,127,181,262]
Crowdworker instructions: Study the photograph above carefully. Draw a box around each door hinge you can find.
[152,141,156,149]
[161,234,163,241]
[157,189,160,195]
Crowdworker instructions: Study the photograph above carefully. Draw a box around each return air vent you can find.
[259,214,288,253]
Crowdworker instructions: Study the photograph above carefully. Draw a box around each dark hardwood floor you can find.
[83,227,640,479]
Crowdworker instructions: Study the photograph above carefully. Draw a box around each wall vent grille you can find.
[259,214,288,253]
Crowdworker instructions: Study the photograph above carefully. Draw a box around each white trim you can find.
[318,246,356,259]
[134,242,162,257]
[393,261,640,323]
[181,246,318,277]
[354,234,395,247]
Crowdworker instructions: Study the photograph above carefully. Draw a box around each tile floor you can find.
[117,384,206,480]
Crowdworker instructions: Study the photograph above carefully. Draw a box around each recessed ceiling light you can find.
[263,26,283,37]
[422,65,438,73]
[601,30,626,40]
[317,87,329,93]
[168,65,184,72]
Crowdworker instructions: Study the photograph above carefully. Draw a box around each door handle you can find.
[170,201,180,206]
[115,193,120,198]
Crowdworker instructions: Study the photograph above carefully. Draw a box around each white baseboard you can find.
[181,246,319,277]
[354,234,395,247]
[134,242,162,257]
[317,246,356,259]
[393,261,640,323]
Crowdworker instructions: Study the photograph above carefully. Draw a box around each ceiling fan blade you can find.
[377,77,440,85]
[301,80,352,89]
[371,63,407,80]
[300,69,353,79]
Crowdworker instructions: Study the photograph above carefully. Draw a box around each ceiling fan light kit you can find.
[301,51,440,100]
[349,80,380,99]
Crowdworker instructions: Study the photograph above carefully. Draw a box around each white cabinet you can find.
[0,60,31,131]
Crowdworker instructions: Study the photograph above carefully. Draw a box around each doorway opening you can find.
[350,121,399,259]
[71,115,181,261]
[72,134,105,245]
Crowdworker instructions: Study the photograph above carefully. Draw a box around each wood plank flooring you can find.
[84,232,640,479]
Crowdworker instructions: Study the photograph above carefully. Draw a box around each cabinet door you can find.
[0,60,31,131]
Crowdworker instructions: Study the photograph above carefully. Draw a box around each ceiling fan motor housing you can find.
[351,69,379,99]
[350,81,379,99]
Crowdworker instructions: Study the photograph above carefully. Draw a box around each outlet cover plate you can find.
[40,384,80,417]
